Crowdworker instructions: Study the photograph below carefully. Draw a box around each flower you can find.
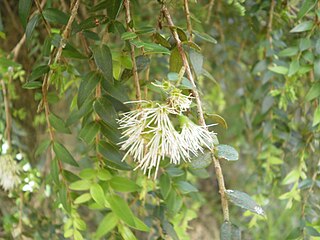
[179,115,215,156]
[118,103,190,178]
[0,154,20,191]
[168,89,193,114]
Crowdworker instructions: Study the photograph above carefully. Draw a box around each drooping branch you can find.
[1,79,12,150]
[183,0,192,39]
[123,0,142,102]
[161,4,230,222]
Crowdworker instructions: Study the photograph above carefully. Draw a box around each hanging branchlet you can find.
[124,0,142,102]
[160,2,230,222]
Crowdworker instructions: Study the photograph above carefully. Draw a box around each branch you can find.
[1,79,12,150]
[266,0,275,47]
[161,4,230,222]
[123,0,142,102]
[183,0,192,39]
[206,0,215,24]
[34,0,51,35]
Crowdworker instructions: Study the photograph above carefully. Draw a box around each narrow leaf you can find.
[53,142,79,167]
[225,190,265,216]
[91,45,113,84]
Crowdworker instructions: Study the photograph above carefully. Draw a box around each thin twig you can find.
[34,0,51,35]
[54,0,80,64]
[266,0,275,48]
[40,0,80,201]
[123,0,142,102]
[183,0,192,39]
[1,79,12,150]
[206,0,215,24]
[161,4,230,222]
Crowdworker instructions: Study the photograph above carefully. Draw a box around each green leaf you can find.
[97,169,112,181]
[49,113,71,134]
[73,230,83,240]
[79,168,96,180]
[67,98,94,126]
[63,43,88,59]
[69,180,91,191]
[106,194,135,227]
[51,157,60,185]
[290,21,314,33]
[91,44,113,84]
[225,190,265,216]
[106,0,123,20]
[282,168,300,185]
[109,176,140,192]
[193,30,217,44]
[131,40,170,54]
[189,49,203,77]
[162,221,179,240]
[312,106,320,126]
[299,38,312,51]
[278,47,299,57]
[170,47,183,73]
[298,0,317,19]
[53,142,79,167]
[288,59,300,77]
[43,8,69,25]
[74,217,86,231]
[90,183,106,207]
[19,0,32,29]
[314,59,320,80]
[74,193,92,204]
[121,32,137,40]
[118,224,137,240]
[216,145,239,161]
[28,65,50,82]
[166,189,183,214]
[176,181,198,194]
[306,82,320,101]
[268,65,288,75]
[189,150,212,169]
[305,226,320,237]
[59,185,71,213]
[95,212,118,238]
[79,122,100,144]
[220,222,241,240]
[166,167,185,177]
[26,13,40,43]
[98,141,132,170]
[153,32,171,48]
[35,139,51,157]
[160,173,171,199]
[93,97,117,127]
[205,113,228,129]
[77,15,108,32]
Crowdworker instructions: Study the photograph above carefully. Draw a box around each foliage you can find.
[0,0,319,239]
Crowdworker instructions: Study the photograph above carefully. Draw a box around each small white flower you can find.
[254,206,265,215]
[118,103,190,178]
[0,155,20,191]
[168,90,193,114]
[180,116,215,155]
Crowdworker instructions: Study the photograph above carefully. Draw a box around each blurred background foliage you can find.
[0,0,319,239]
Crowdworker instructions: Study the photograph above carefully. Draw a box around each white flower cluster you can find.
[0,154,20,191]
[118,93,215,178]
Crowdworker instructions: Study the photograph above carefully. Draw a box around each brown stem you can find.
[266,0,275,47]
[206,0,215,24]
[54,0,80,64]
[34,0,51,35]
[183,0,192,39]
[161,4,229,222]
[40,0,80,201]
[1,79,12,150]
[123,0,142,102]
